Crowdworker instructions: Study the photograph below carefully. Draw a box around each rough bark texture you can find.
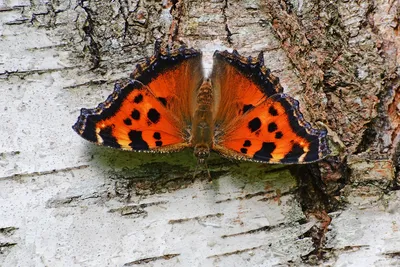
[1,0,400,266]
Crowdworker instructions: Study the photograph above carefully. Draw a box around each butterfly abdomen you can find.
[191,80,214,163]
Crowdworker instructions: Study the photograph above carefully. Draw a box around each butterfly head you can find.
[194,144,210,164]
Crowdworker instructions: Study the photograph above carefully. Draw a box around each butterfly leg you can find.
[192,162,212,181]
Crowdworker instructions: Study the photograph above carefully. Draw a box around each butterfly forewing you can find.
[210,50,283,130]
[132,45,204,128]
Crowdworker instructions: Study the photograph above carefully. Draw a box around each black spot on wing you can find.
[242,104,254,114]
[124,118,132,125]
[155,141,163,147]
[99,126,121,148]
[153,132,161,140]
[128,130,149,150]
[268,122,277,132]
[253,142,276,161]
[134,94,143,104]
[248,117,261,132]
[275,131,283,139]
[281,143,304,163]
[131,109,140,120]
[269,106,278,116]
[158,97,167,107]
[240,148,248,154]
[243,140,251,147]
[147,108,160,124]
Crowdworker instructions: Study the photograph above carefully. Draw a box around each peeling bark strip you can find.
[109,201,168,217]
[123,254,180,266]
[0,165,89,180]
[207,245,263,259]
[215,189,293,203]
[168,212,223,224]
[221,221,298,238]
[383,251,400,258]
[0,227,18,236]
[0,66,81,78]
[0,242,17,248]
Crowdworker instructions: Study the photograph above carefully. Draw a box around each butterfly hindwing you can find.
[213,93,329,163]
[73,81,188,151]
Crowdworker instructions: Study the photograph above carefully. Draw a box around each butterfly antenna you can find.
[257,51,265,65]
[154,39,162,57]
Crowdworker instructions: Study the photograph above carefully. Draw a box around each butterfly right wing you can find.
[210,50,283,131]
[210,50,329,163]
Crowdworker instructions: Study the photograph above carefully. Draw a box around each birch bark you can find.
[1,0,399,266]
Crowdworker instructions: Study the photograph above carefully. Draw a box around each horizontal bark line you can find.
[123,253,180,265]
[0,164,89,180]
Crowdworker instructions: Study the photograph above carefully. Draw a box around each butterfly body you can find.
[73,41,330,165]
[191,80,214,163]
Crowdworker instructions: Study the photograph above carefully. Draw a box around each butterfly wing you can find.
[73,43,204,152]
[213,94,329,163]
[211,51,330,163]
[210,50,283,131]
[132,42,203,126]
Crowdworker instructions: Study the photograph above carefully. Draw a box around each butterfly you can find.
[73,41,330,166]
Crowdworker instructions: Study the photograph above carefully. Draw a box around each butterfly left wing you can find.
[73,81,188,151]
[213,93,330,163]
[73,41,204,153]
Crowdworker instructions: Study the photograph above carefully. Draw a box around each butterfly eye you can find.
[194,144,210,164]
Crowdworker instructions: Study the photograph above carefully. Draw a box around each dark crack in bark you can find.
[168,0,183,44]
[291,164,340,262]
[78,0,101,69]
[222,0,233,44]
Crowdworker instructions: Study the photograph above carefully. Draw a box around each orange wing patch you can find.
[211,50,283,129]
[73,81,187,152]
[131,42,203,126]
[213,94,329,163]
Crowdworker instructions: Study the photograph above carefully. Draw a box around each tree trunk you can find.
[1,0,399,266]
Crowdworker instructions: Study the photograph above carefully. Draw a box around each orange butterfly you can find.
[73,41,330,165]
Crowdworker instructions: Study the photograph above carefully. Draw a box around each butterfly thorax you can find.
[191,80,214,164]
